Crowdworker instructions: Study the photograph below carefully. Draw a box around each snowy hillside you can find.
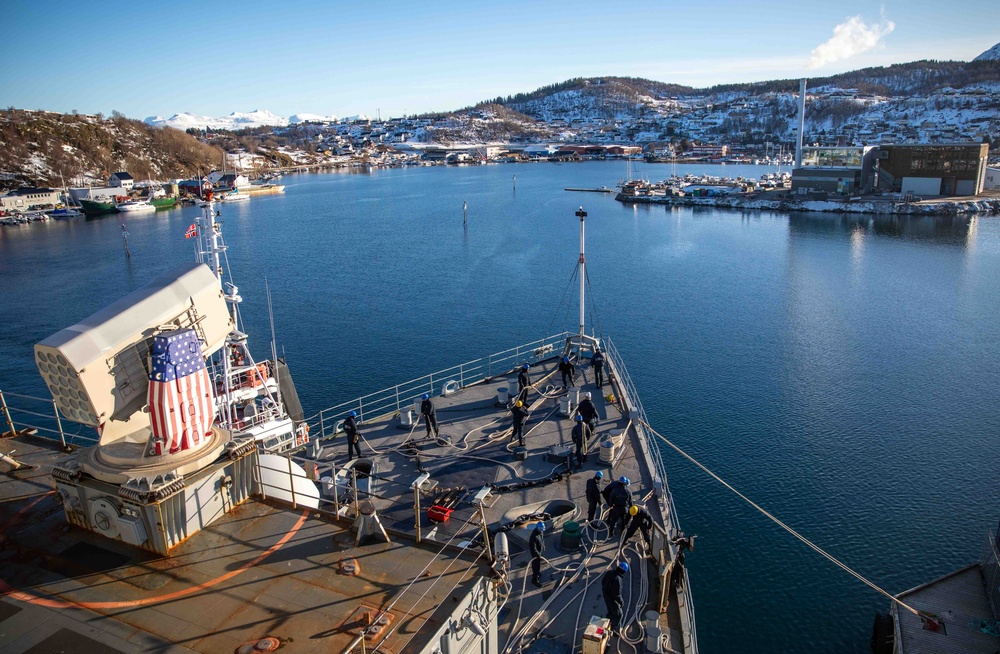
[975,42,1000,61]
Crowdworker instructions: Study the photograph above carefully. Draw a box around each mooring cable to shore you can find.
[638,418,924,618]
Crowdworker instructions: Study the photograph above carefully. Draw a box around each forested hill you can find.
[0,109,224,188]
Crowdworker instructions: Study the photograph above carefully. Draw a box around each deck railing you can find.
[0,388,98,448]
[602,335,698,653]
[982,528,1000,619]
[305,332,572,439]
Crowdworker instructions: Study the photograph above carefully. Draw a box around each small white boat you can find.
[221,191,250,202]
[116,200,156,213]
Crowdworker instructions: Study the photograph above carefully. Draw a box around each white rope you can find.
[640,418,923,617]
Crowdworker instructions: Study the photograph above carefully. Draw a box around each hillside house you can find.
[109,172,134,190]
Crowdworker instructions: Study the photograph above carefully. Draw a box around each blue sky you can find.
[1,0,997,120]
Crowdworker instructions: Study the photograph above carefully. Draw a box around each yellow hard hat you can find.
[629,505,638,516]
[515,400,523,407]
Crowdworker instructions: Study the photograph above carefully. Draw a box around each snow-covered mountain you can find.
[144,109,290,131]
[974,42,1000,62]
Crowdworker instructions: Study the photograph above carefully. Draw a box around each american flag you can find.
[147,329,214,455]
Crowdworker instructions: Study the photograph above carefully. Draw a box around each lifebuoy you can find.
[442,379,460,396]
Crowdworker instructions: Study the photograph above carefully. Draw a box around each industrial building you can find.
[790,146,878,195]
[876,143,989,197]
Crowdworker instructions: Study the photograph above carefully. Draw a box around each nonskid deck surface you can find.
[0,356,683,652]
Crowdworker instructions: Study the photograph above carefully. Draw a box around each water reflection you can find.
[788,212,975,247]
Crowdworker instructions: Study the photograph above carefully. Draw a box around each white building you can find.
[109,172,134,190]
[1,188,63,211]
[985,166,1000,191]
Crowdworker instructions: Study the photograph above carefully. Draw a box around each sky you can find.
[1,0,998,121]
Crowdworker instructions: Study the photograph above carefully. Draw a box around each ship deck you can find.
[893,563,999,654]
[0,354,688,653]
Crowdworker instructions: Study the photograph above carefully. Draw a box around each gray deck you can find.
[0,353,686,653]
[895,564,999,654]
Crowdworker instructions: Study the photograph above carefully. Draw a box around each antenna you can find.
[575,206,587,336]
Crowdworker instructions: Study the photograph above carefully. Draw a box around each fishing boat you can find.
[0,201,696,653]
[78,198,119,215]
[220,190,250,202]
[150,197,176,209]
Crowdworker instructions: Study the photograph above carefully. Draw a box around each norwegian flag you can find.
[184,224,197,239]
[147,329,214,455]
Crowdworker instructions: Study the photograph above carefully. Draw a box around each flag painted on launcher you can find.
[147,329,214,455]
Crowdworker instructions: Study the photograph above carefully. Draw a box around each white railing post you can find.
[0,390,16,437]
[52,401,67,449]
[287,454,297,509]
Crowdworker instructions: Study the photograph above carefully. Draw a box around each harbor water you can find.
[1,161,998,653]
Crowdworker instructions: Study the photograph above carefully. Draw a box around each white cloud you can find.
[807,15,895,70]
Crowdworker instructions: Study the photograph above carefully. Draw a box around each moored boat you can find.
[78,198,119,215]
[150,197,176,209]
[116,199,156,213]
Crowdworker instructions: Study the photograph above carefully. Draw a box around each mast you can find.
[575,206,587,336]
[197,192,236,427]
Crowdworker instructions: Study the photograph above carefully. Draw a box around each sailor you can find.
[529,522,546,586]
[571,414,591,468]
[671,532,695,568]
[420,393,439,439]
[592,347,606,388]
[586,471,604,522]
[607,476,634,537]
[601,475,623,506]
[558,356,575,390]
[344,410,361,461]
[602,561,628,636]
[517,363,531,405]
[624,504,654,549]
[511,400,528,447]
[576,391,599,433]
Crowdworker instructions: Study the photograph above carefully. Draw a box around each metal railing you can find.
[602,335,698,653]
[0,389,97,449]
[306,332,571,438]
[982,529,1000,620]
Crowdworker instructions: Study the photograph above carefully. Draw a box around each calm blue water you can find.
[2,161,998,653]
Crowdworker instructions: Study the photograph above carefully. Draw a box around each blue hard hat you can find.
[349,410,357,417]
[575,414,583,421]
[618,561,629,573]
[523,363,530,370]
[563,356,569,362]
[535,522,545,531]
[595,471,604,479]
[422,393,429,400]
[620,476,630,485]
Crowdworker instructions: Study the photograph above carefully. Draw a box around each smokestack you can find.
[795,78,807,169]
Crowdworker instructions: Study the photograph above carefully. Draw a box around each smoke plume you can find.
[806,15,895,70]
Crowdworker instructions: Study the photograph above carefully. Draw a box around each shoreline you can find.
[616,193,1000,216]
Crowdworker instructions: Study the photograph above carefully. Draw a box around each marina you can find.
[1,161,999,653]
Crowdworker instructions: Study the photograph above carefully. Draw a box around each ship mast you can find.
[575,206,587,336]
[197,192,237,427]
